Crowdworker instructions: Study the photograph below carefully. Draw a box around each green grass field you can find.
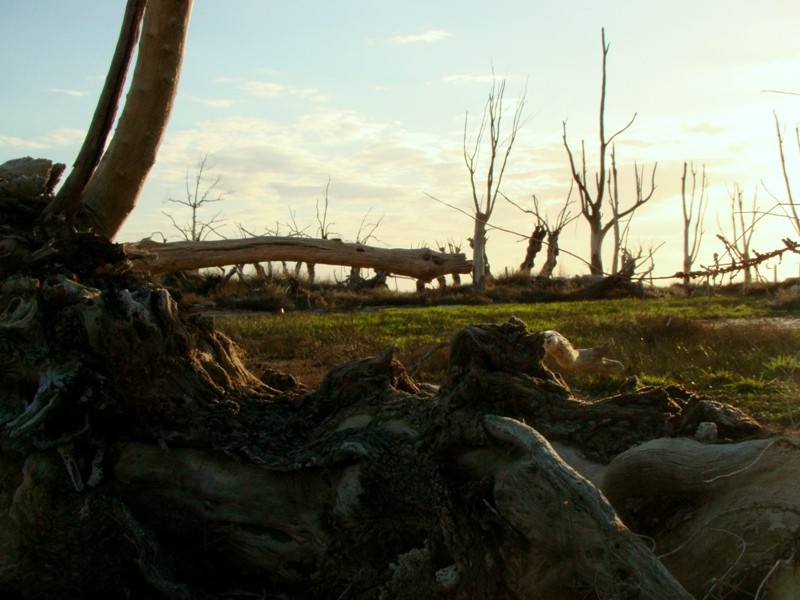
[217,294,800,429]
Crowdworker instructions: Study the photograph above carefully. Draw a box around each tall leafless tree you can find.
[464,75,525,290]
[562,28,657,276]
[680,162,709,286]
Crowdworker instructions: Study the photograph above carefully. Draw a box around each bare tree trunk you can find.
[538,229,561,278]
[681,162,708,287]
[471,215,489,290]
[589,219,607,276]
[252,262,267,281]
[76,0,194,238]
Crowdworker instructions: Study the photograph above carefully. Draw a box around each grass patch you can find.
[216,294,800,429]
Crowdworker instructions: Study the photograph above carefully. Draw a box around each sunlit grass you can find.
[217,294,799,429]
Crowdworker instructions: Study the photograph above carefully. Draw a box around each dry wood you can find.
[603,436,800,598]
[484,415,693,599]
[124,235,472,281]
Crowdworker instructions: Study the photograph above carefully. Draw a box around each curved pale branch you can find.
[77,0,194,239]
[43,0,147,220]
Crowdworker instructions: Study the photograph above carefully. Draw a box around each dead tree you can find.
[307,176,338,284]
[563,28,657,276]
[681,162,709,287]
[464,74,525,290]
[773,112,800,236]
[347,208,383,286]
[125,235,471,281]
[163,154,227,242]
[520,224,547,275]
[606,147,657,275]
[506,187,579,279]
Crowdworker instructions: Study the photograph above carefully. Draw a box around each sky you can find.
[2,0,800,286]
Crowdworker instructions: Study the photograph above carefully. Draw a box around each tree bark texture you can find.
[518,224,547,275]
[538,229,561,279]
[2,165,798,599]
[125,236,472,282]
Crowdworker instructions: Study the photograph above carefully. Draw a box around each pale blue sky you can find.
[2,1,800,282]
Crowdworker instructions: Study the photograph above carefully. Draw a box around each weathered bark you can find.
[538,229,561,278]
[76,0,194,238]
[519,224,547,275]
[125,236,472,282]
[471,214,489,290]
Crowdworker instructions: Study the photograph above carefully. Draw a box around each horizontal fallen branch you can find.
[124,236,473,281]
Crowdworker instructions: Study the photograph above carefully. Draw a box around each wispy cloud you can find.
[48,88,87,98]
[389,30,452,45]
[240,80,328,102]
[0,127,86,150]
[184,94,235,108]
[441,74,498,85]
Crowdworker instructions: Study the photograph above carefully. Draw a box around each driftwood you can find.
[125,236,472,282]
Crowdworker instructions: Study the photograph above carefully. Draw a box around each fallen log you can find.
[124,236,473,282]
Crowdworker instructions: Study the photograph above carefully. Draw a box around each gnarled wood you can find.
[125,236,473,281]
